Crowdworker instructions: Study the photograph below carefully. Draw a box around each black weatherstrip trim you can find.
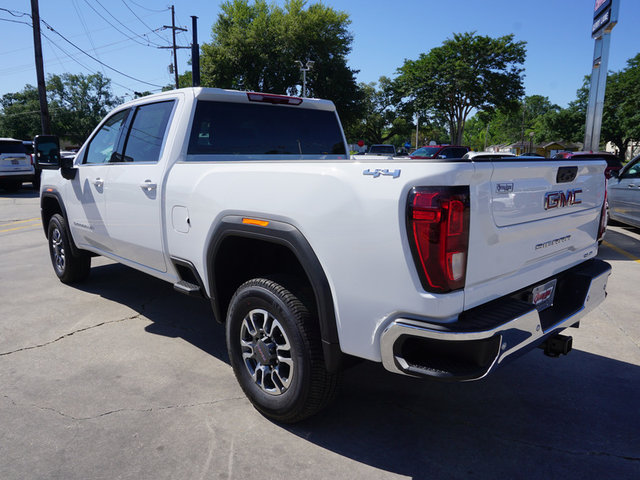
[206,216,342,372]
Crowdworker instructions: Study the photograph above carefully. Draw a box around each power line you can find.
[0,17,31,26]
[0,7,166,92]
[82,0,165,48]
[127,0,168,13]
[41,19,164,88]
[72,0,104,76]
[121,0,170,45]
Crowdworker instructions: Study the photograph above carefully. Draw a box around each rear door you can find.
[608,157,640,226]
[102,100,175,272]
[464,158,606,309]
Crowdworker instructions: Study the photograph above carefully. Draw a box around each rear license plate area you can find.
[529,279,557,312]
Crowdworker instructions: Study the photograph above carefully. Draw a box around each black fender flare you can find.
[206,215,342,372]
[40,190,85,258]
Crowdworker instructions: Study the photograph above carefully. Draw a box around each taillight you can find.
[407,186,470,293]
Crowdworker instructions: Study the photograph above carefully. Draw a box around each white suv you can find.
[0,138,34,192]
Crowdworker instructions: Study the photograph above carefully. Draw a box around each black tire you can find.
[32,171,41,190]
[226,277,340,423]
[3,181,21,193]
[47,213,91,284]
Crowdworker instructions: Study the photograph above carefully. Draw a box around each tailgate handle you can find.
[557,166,578,184]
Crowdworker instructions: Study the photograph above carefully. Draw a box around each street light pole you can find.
[295,60,314,97]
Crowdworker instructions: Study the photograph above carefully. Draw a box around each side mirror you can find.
[34,135,61,169]
[608,169,619,179]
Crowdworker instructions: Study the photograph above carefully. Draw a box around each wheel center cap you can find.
[255,339,276,365]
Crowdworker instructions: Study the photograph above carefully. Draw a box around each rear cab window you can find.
[0,140,27,155]
[187,101,346,159]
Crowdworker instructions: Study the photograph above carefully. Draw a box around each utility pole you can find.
[30,0,51,134]
[191,16,200,87]
[160,5,187,89]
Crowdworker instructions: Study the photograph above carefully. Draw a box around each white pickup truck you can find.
[35,87,611,422]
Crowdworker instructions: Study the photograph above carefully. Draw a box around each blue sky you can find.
[0,0,637,108]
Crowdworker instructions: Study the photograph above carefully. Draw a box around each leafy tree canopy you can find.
[396,32,526,144]
[0,72,121,143]
[200,0,363,129]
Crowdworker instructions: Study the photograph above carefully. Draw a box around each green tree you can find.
[463,95,560,151]
[0,85,42,139]
[200,0,363,130]
[0,73,121,143]
[396,32,526,144]
[47,72,121,144]
[347,76,412,145]
[601,53,640,159]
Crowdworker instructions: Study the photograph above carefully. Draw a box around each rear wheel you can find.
[226,277,340,423]
[47,214,91,284]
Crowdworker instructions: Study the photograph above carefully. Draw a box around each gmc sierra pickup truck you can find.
[35,87,611,423]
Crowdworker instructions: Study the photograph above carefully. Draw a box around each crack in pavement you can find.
[3,394,246,421]
[497,435,640,463]
[0,314,143,357]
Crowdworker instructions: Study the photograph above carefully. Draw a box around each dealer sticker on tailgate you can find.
[531,279,557,312]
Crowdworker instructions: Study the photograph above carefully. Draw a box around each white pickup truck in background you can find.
[35,87,611,422]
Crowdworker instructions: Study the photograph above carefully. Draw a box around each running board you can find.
[173,280,203,297]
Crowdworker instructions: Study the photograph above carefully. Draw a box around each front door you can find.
[65,109,129,254]
[102,100,175,272]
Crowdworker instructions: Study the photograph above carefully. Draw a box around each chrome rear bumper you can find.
[380,259,611,381]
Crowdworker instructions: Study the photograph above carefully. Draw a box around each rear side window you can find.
[120,101,174,163]
[0,141,26,154]
[187,101,346,156]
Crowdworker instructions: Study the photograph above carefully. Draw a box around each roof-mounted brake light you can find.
[246,92,303,105]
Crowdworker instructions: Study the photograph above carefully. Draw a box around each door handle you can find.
[93,178,104,188]
[140,180,157,192]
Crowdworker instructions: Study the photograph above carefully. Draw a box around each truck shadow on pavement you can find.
[75,261,229,363]
[292,351,640,478]
[76,262,639,479]
[0,188,39,199]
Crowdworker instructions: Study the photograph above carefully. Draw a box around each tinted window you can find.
[0,141,26,154]
[369,145,395,154]
[622,159,640,178]
[84,110,129,164]
[451,148,469,158]
[411,147,440,158]
[188,101,346,156]
[120,101,174,163]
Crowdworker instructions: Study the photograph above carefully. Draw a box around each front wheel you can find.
[47,214,91,284]
[226,278,340,423]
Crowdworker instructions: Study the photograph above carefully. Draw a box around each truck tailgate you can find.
[464,159,606,310]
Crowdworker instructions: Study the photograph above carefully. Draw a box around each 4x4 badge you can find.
[363,168,401,179]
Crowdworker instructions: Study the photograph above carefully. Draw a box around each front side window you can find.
[187,101,346,157]
[120,101,174,163]
[84,110,129,164]
[622,159,640,179]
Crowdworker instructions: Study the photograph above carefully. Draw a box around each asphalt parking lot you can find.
[1,187,639,480]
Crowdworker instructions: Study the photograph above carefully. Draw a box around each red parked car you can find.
[410,145,470,159]
[553,151,623,179]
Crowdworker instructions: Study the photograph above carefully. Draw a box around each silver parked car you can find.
[608,154,640,228]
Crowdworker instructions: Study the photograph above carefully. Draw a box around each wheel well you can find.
[213,236,314,322]
[41,195,63,238]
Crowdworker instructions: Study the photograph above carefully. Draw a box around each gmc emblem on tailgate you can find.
[544,189,582,210]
